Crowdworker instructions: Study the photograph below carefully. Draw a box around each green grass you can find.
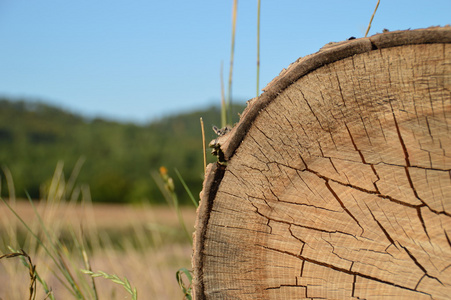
[0,249,38,300]
[81,270,137,300]
[0,163,195,299]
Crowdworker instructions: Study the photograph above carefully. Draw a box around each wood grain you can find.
[194,27,451,299]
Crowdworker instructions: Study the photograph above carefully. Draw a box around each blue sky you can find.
[1,1,450,123]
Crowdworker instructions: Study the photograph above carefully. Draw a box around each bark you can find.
[193,27,451,299]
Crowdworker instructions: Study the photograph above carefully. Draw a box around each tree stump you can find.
[193,27,451,299]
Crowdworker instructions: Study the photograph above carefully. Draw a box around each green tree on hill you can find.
[0,98,245,204]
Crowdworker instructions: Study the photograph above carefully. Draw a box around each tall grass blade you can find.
[2,194,85,299]
[176,267,193,300]
[227,0,238,125]
[78,226,99,300]
[200,117,207,173]
[256,0,261,97]
[65,156,86,201]
[155,167,192,243]
[81,270,138,300]
[1,166,16,201]
[220,61,227,128]
[0,248,38,300]
[46,161,65,202]
[174,168,198,208]
[2,192,70,298]
[1,166,18,251]
[365,0,381,37]
[25,194,85,299]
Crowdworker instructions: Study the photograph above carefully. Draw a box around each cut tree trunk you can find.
[193,27,451,299]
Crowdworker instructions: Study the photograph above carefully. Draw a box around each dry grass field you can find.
[0,199,197,299]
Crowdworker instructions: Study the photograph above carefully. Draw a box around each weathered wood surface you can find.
[193,27,451,299]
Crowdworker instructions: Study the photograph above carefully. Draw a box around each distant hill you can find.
[0,98,246,204]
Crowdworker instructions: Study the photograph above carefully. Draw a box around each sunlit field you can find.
[0,198,196,299]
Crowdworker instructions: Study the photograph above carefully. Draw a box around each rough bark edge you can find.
[193,162,226,300]
[213,26,451,161]
[194,26,451,299]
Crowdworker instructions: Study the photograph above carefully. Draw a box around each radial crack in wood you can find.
[194,27,451,299]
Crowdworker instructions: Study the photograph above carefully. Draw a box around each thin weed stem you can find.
[175,168,198,208]
[65,157,85,200]
[200,117,207,173]
[220,61,227,128]
[26,195,85,299]
[81,270,138,300]
[157,167,192,244]
[2,166,16,201]
[256,0,261,97]
[365,0,380,37]
[2,193,85,299]
[227,0,238,125]
[77,226,99,300]
[0,249,37,300]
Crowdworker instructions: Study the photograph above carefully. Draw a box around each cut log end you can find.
[193,27,451,299]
